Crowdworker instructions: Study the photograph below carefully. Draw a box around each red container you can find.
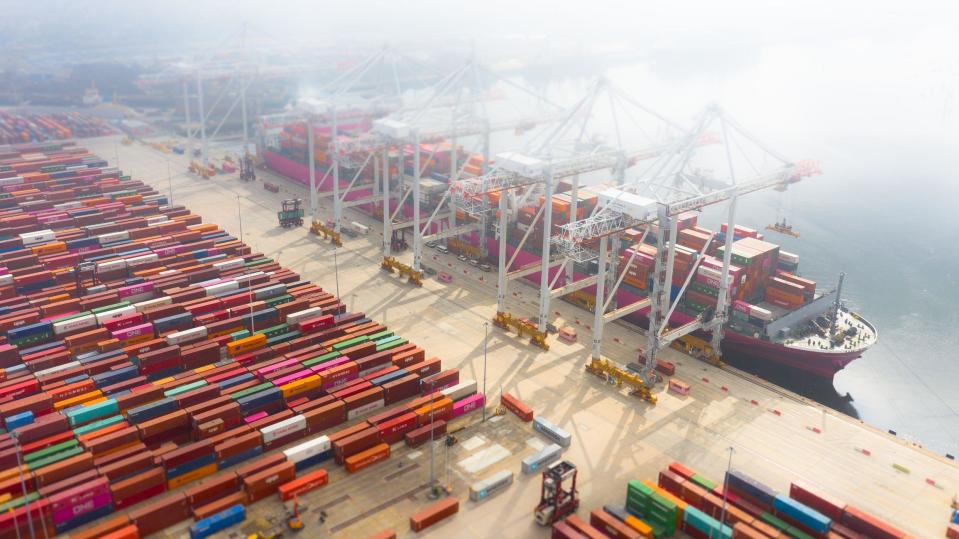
[278,468,329,501]
[789,481,844,521]
[111,466,167,509]
[192,490,246,520]
[333,426,381,464]
[242,460,296,502]
[409,496,458,532]
[303,401,346,434]
[98,451,154,481]
[420,369,459,395]
[839,505,906,539]
[501,392,534,422]
[382,374,419,404]
[404,421,446,448]
[127,492,191,536]
[377,412,418,444]
[565,514,607,539]
[553,520,588,539]
[589,508,640,539]
[404,357,441,379]
[184,471,240,508]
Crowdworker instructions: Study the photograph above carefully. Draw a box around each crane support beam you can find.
[660,318,705,343]
[549,275,598,299]
[392,213,450,230]
[507,259,564,281]
[342,195,383,208]
[317,184,376,198]
[604,298,651,323]
[422,223,481,243]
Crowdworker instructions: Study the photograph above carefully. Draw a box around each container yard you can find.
[0,134,924,539]
[0,112,114,144]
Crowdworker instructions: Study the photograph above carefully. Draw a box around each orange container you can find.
[277,468,328,500]
[345,443,390,473]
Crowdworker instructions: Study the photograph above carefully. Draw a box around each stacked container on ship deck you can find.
[715,236,780,304]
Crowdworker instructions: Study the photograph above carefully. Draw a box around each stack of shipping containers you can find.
[0,141,487,538]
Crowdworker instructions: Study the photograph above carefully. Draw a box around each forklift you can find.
[534,460,579,526]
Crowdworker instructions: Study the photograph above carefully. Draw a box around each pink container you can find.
[112,322,154,342]
[256,357,300,378]
[452,393,485,418]
[272,368,314,387]
[153,244,186,257]
[117,281,154,298]
[244,411,268,424]
[49,477,110,521]
[309,356,350,374]
[103,312,146,332]
[53,491,112,525]
[732,300,751,314]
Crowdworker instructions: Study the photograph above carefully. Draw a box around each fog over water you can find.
[3,0,958,454]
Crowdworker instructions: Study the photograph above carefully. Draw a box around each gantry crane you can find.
[326,57,565,276]
[448,78,691,337]
[554,104,821,389]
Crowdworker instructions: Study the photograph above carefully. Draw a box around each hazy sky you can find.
[2,1,956,61]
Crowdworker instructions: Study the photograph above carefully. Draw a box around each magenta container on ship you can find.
[49,477,112,525]
[112,322,154,341]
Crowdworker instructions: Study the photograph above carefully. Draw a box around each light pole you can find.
[482,321,489,422]
[428,378,438,499]
[236,195,243,245]
[333,244,341,300]
[114,140,119,169]
[716,446,735,538]
[167,158,173,203]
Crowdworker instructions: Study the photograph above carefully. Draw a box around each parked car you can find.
[457,254,468,262]
[479,263,493,272]
[423,267,437,276]
[468,258,479,267]
[436,245,449,254]
[426,241,438,248]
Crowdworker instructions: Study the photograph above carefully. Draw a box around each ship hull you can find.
[719,329,861,379]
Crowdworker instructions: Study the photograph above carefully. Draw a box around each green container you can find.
[244,258,273,267]
[266,330,300,346]
[230,382,273,400]
[27,446,84,470]
[261,323,289,339]
[332,335,369,352]
[0,492,40,513]
[72,414,125,436]
[690,473,717,491]
[376,338,407,352]
[785,526,815,539]
[50,310,94,325]
[367,330,394,342]
[230,330,251,341]
[302,351,340,368]
[760,512,790,531]
[66,398,119,427]
[25,439,80,463]
[164,380,207,398]
[264,294,292,308]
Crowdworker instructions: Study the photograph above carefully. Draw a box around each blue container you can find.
[167,453,217,478]
[292,450,332,472]
[5,411,33,431]
[370,369,407,387]
[93,365,139,389]
[7,321,53,341]
[63,374,90,385]
[726,470,777,507]
[190,504,245,539]
[219,445,263,469]
[18,340,63,356]
[146,366,181,382]
[219,373,254,389]
[773,495,831,534]
[127,398,177,423]
[237,388,284,415]
[153,312,193,333]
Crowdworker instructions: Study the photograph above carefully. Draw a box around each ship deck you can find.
[78,135,957,539]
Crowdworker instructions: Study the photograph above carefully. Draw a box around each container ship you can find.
[259,120,877,380]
